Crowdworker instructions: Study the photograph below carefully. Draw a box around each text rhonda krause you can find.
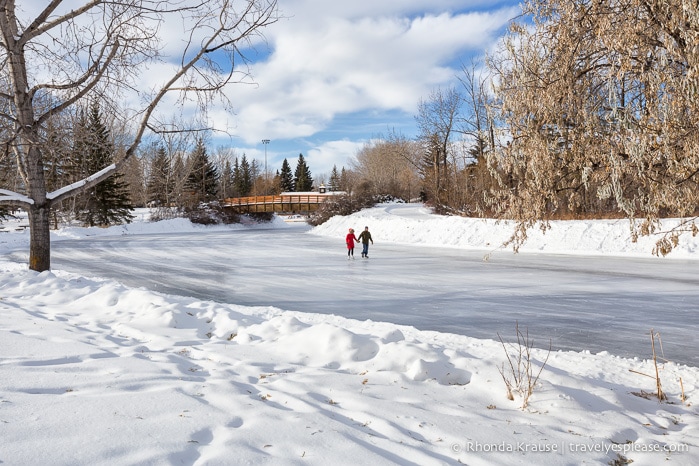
[459,441,689,454]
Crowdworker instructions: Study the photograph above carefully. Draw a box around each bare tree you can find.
[487,0,699,253]
[457,58,493,163]
[0,0,279,271]
[159,121,199,213]
[351,133,421,201]
[214,145,238,199]
[415,87,461,207]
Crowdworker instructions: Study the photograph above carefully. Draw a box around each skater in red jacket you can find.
[345,228,359,259]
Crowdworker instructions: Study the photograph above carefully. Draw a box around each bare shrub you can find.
[307,192,376,226]
[497,323,551,409]
[185,201,241,225]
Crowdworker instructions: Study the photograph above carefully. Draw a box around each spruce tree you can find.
[185,138,219,203]
[232,157,241,197]
[74,102,134,227]
[329,165,340,192]
[234,154,252,196]
[146,145,171,207]
[279,158,294,192]
[0,154,13,219]
[171,154,187,209]
[42,118,71,196]
[294,153,313,192]
[0,146,19,219]
[272,169,282,194]
[68,109,90,215]
[250,158,261,194]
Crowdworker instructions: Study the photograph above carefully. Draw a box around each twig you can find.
[680,377,685,404]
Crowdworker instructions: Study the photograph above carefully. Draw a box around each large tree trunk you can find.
[25,142,51,272]
[28,204,51,271]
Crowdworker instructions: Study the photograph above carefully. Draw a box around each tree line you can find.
[142,140,321,223]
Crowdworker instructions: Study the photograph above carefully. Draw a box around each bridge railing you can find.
[222,194,336,213]
[223,195,278,206]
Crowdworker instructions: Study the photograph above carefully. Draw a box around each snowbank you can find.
[310,204,699,259]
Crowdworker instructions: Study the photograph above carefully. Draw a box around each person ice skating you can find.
[345,228,359,259]
[358,226,373,258]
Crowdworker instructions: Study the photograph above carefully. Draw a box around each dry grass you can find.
[629,329,668,402]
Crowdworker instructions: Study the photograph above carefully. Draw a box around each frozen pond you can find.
[51,225,699,366]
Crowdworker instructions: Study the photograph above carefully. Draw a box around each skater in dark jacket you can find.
[345,228,359,259]
[358,226,373,258]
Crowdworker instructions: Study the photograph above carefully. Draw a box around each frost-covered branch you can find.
[0,189,34,208]
[47,164,116,204]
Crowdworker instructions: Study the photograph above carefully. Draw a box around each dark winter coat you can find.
[358,230,373,244]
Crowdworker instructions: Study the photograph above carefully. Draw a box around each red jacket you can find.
[346,233,358,249]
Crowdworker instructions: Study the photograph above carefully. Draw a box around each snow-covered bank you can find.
[1,206,698,465]
[310,204,699,259]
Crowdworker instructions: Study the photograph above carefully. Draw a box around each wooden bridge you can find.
[223,192,344,214]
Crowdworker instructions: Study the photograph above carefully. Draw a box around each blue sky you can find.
[205,0,523,179]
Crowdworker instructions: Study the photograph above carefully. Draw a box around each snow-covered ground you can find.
[1,205,698,465]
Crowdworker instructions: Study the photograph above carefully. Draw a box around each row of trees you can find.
[144,141,317,209]
[143,141,321,222]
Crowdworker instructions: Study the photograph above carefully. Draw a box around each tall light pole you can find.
[261,139,270,182]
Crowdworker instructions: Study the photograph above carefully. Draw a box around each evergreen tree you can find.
[234,154,252,196]
[329,165,340,192]
[467,134,488,164]
[146,145,171,206]
[271,169,282,194]
[240,154,252,196]
[171,153,187,209]
[0,133,22,218]
[0,153,14,219]
[294,153,313,192]
[339,167,352,193]
[279,158,294,192]
[69,109,90,184]
[185,138,219,203]
[42,118,71,195]
[232,157,241,197]
[74,102,134,227]
[250,158,260,194]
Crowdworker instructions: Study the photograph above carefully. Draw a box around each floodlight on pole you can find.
[261,139,270,180]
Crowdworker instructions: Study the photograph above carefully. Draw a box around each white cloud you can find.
[305,139,366,176]
[221,4,519,146]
